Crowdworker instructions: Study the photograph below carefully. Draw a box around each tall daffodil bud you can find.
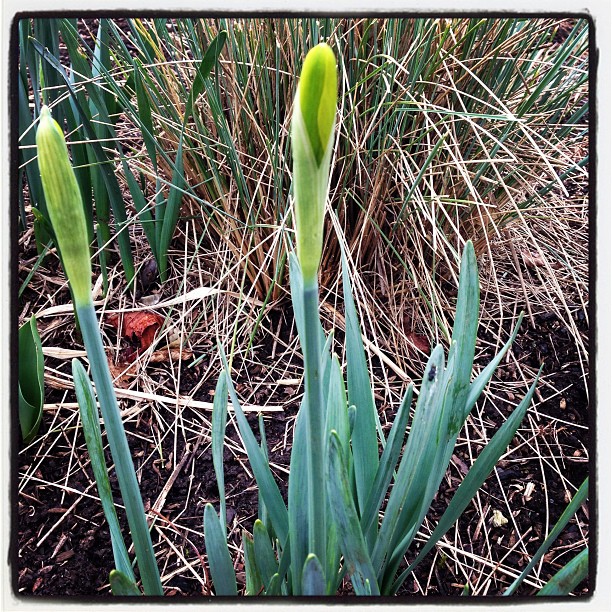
[292,43,338,285]
[36,106,92,306]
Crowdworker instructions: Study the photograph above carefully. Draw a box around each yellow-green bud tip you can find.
[298,43,338,166]
[36,105,92,306]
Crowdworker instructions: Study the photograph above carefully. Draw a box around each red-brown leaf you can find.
[407,331,430,353]
[107,311,165,350]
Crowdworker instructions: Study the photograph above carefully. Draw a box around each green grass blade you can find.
[109,569,141,596]
[158,136,185,282]
[302,554,326,596]
[92,20,117,116]
[341,251,380,517]
[184,30,227,125]
[72,359,136,584]
[392,133,448,233]
[537,548,588,596]
[504,476,589,595]
[219,348,289,543]
[391,369,541,593]
[132,59,158,173]
[203,503,237,596]
[31,40,136,288]
[76,303,162,595]
[121,159,157,261]
[18,76,47,231]
[212,371,229,538]
[327,431,380,596]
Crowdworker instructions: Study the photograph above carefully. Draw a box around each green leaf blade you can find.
[302,554,326,596]
[73,359,136,583]
[109,569,142,596]
[18,316,44,443]
[203,503,237,596]
[341,252,379,518]
[327,431,380,596]
[537,548,588,596]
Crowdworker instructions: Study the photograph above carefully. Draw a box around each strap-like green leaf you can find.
[391,369,542,593]
[18,316,44,443]
[371,345,445,578]
[327,432,380,595]
[253,520,279,594]
[464,313,524,420]
[324,356,350,591]
[203,503,237,596]
[75,303,162,595]
[360,385,413,537]
[448,239,479,436]
[109,569,141,596]
[158,136,185,282]
[257,415,272,536]
[504,476,589,595]
[380,241,481,590]
[341,251,380,520]
[288,406,309,594]
[265,573,282,596]
[537,548,588,596]
[212,371,229,537]
[72,359,136,585]
[219,348,289,543]
[302,554,326,596]
[243,531,264,595]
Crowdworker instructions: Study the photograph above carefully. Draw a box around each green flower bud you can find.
[36,106,92,306]
[299,43,338,166]
[292,44,338,284]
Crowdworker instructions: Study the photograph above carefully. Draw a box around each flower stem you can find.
[76,301,163,596]
[302,280,326,573]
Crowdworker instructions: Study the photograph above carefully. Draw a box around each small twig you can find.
[150,442,195,520]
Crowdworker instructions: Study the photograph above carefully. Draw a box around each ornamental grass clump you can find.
[203,43,542,596]
[36,106,163,596]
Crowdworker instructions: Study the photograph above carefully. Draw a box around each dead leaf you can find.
[107,352,139,388]
[148,347,194,363]
[522,251,561,270]
[108,311,165,350]
[407,331,430,353]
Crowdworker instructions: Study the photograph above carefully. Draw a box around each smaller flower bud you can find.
[36,106,92,306]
